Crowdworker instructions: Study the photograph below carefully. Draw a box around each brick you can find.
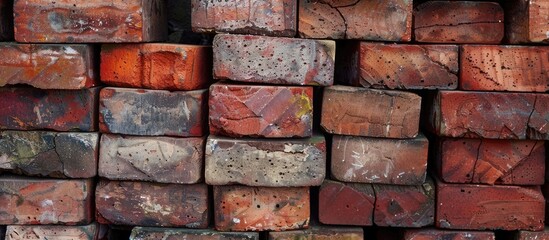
[14,0,167,43]
[209,83,313,138]
[414,1,504,43]
[0,176,93,225]
[438,138,545,185]
[298,0,412,41]
[373,178,435,227]
[436,180,545,231]
[504,0,549,43]
[516,229,549,240]
[321,86,421,138]
[460,45,549,92]
[206,135,325,187]
[99,87,206,137]
[331,134,428,185]
[269,226,363,240]
[318,180,374,226]
[0,131,99,178]
[191,0,296,37]
[402,228,495,240]
[0,87,99,131]
[214,186,309,231]
[96,180,209,227]
[213,34,334,86]
[5,224,99,240]
[99,134,204,184]
[130,227,259,240]
[100,44,211,90]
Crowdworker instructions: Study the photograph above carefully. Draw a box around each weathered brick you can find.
[0,176,93,225]
[0,87,99,131]
[101,44,211,90]
[213,34,334,86]
[331,134,428,185]
[214,186,309,231]
[206,135,325,187]
[269,226,363,240]
[436,180,545,231]
[130,227,259,240]
[298,0,412,41]
[99,134,204,184]
[460,45,549,92]
[438,138,545,185]
[515,228,549,240]
[318,180,374,226]
[96,180,209,227]
[191,0,296,37]
[373,178,435,227]
[504,0,549,43]
[0,0,13,41]
[5,224,99,240]
[414,1,504,43]
[14,0,167,43]
[209,83,313,138]
[403,228,495,240]
[99,87,206,137]
[0,131,99,178]
[322,85,421,138]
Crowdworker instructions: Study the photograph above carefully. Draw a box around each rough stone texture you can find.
[436,180,545,231]
[130,227,259,240]
[191,0,296,37]
[101,44,211,90]
[331,134,428,185]
[438,138,545,185]
[99,134,204,184]
[373,178,435,227]
[0,176,93,225]
[0,0,13,41]
[298,0,412,41]
[0,87,99,131]
[214,186,309,231]
[96,180,209,227]
[5,224,99,240]
[206,135,325,187]
[213,34,335,86]
[209,83,313,138]
[515,229,549,240]
[14,0,167,43]
[318,180,374,226]
[403,228,495,240]
[504,0,549,43]
[428,91,549,140]
[0,131,99,178]
[460,45,549,92]
[322,85,421,138]
[414,1,504,43]
[268,226,363,240]
[99,87,207,137]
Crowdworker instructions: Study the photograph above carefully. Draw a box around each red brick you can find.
[460,45,549,92]
[0,0,13,40]
[100,44,211,90]
[99,87,207,137]
[98,134,204,184]
[14,0,167,43]
[213,34,334,86]
[331,134,428,185]
[516,228,549,240]
[0,176,93,225]
[269,226,363,240]
[5,224,99,240]
[205,135,325,187]
[322,86,421,138]
[191,0,296,37]
[130,227,259,240]
[504,0,549,43]
[298,0,412,41]
[209,83,313,138]
[96,180,209,227]
[0,87,99,131]
[214,186,309,231]
[318,180,374,226]
[403,228,495,240]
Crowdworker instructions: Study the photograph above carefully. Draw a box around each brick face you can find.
[403,229,495,240]
[5,224,99,240]
[130,228,260,240]
[505,0,549,43]
[318,180,374,226]
[269,226,364,240]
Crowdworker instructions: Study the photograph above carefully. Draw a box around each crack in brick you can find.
[414,21,502,30]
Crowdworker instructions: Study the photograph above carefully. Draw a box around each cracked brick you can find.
[318,180,374,226]
[504,0,549,43]
[5,224,99,240]
[130,227,259,240]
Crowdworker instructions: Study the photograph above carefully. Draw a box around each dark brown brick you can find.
[269,226,363,240]
[130,227,259,240]
[5,224,99,240]
[504,0,549,43]
[403,228,495,240]
[318,180,374,226]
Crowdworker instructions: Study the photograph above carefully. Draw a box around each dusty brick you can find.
[0,131,99,178]
[206,135,325,187]
[0,0,13,41]
[214,186,309,231]
[403,228,495,240]
[213,34,334,86]
[269,226,363,240]
[100,44,211,90]
[318,180,374,226]
[504,0,549,43]
[14,0,167,43]
[0,87,99,131]
[99,134,204,184]
[5,224,99,240]
[515,229,549,240]
[298,0,412,41]
[130,227,259,240]
[460,45,549,92]
[99,87,206,137]
[96,180,209,227]
[322,85,421,138]
[209,83,313,138]
[331,134,428,185]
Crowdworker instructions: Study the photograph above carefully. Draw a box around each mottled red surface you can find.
[515,228,549,240]
[403,228,495,240]
[269,226,363,240]
[6,224,99,240]
[318,180,374,226]
[505,0,549,43]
